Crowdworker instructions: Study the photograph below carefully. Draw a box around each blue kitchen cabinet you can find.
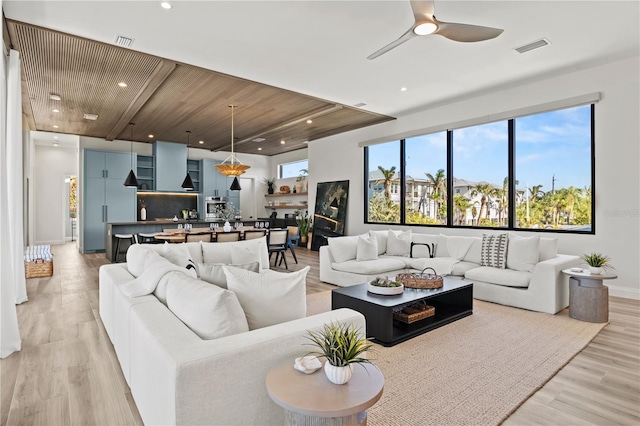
[187,159,202,192]
[83,149,136,252]
[154,141,187,192]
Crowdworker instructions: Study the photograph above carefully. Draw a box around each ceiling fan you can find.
[367,0,504,60]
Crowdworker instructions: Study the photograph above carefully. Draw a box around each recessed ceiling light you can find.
[306,119,313,124]
[53,136,59,139]
[258,147,262,151]
[53,125,59,129]
[302,141,309,144]
[199,140,204,144]
[280,140,285,145]
[83,113,99,120]
[400,87,407,92]
[160,2,172,9]
[118,82,127,87]
[148,134,154,138]
[52,109,59,113]
[50,94,61,101]
[53,143,59,147]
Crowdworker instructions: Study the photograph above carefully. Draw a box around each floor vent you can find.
[114,35,134,47]
[514,38,550,54]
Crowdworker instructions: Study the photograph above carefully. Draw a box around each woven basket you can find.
[25,259,54,278]
[394,302,436,324]
[396,267,443,289]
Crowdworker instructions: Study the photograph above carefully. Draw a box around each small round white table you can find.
[562,268,617,323]
[266,363,384,426]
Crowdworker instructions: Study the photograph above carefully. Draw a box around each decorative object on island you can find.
[181,131,195,191]
[396,267,444,289]
[140,199,147,221]
[263,177,276,194]
[214,105,250,189]
[295,212,312,245]
[213,202,238,232]
[580,252,614,275]
[123,122,138,188]
[367,276,404,295]
[304,322,374,385]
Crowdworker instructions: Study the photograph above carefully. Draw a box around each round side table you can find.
[562,268,617,323]
[266,362,384,426]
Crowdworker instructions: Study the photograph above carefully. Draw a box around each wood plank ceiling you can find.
[6,19,394,156]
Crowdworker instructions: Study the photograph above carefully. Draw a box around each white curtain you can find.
[0,49,24,358]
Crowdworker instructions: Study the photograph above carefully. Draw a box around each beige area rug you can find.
[305,291,606,425]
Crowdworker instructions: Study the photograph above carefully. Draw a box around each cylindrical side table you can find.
[562,269,617,323]
[266,362,383,426]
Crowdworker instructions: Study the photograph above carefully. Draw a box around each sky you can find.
[368,105,592,191]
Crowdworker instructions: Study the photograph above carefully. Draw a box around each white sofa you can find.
[320,230,580,314]
[99,237,365,426]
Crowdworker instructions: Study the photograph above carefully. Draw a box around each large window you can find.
[405,132,447,225]
[278,159,308,179]
[366,140,401,224]
[453,121,509,227]
[364,104,594,233]
[515,105,592,231]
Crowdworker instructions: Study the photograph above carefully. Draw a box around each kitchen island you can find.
[105,219,257,262]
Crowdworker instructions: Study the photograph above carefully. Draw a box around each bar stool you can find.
[137,232,159,244]
[114,234,135,263]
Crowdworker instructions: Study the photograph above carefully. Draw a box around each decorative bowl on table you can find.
[367,277,404,295]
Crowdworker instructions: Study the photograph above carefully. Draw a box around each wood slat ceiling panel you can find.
[8,21,162,138]
[127,64,333,149]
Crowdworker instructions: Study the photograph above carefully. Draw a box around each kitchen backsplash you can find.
[137,193,198,221]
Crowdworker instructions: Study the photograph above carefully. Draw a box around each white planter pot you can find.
[588,266,604,275]
[324,362,353,385]
[223,221,232,232]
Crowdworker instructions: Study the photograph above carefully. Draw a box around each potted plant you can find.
[263,177,276,195]
[295,169,308,193]
[304,322,374,385]
[581,252,614,275]
[296,212,312,246]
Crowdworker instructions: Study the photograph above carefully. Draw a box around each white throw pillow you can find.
[480,234,508,269]
[126,244,153,277]
[121,251,194,298]
[328,236,359,263]
[356,234,378,261]
[386,230,411,256]
[165,272,249,340]
[230,245,263,266]
[201,238,269,270]
[447,236,475,261]
[159,243,197,276]
[506,234,540,272]
[198,262,260,289]
[369,230,389,255]
[462,237,483,264]
[224,266,309,330]
[539,238,558,261]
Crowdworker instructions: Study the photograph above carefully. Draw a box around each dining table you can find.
[154,226,269,243]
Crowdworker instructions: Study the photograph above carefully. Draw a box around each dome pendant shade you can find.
[124,169,138,188]
[215,104,251,177]
[182,173,194,191]
[230,176,241,191]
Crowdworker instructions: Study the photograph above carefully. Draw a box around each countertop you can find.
[107,219,251,225]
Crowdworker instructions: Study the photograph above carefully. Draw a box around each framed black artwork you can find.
[311,180,349,250]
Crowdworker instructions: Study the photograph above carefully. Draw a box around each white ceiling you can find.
[4,1,639,118]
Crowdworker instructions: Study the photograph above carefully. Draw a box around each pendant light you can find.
[124,123,138,188]
[215,105,250,186]
[181,130,195,191]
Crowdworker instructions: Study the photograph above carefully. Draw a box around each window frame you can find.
[364,104,595,234]
[277,159,309,179]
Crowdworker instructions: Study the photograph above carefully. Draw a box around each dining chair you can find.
[186,232,214,243]
[243,229,267,240]
[284,225,300,264]
[215,231,241,243]
[267,228,289,269]
[136,232,161,244]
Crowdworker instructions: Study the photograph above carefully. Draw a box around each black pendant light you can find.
[230,176,241,191]
[181,131,195,191]
[124,123,138,188]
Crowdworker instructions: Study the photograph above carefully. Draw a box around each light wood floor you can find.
[1,242,638,425]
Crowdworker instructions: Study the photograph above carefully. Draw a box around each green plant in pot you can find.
[263,177,276,195]
[304,322,373,385]
[296,212,312,245]
[581,252,614,275]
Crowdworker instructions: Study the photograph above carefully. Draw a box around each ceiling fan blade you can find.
[410,0,435,21]
[435,21,504,42]
[367,28,416,60]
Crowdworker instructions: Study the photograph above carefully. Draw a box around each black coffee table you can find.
[332,278,473,346]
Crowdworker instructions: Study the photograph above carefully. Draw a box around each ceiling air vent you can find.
[114,35,134,47]
[514,38,550,54]
[83,113,99,120]
[353,102,367,108]
[252,137,266,142]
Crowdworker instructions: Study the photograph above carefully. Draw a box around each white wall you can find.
[309,56,640,300]
[266,148,309,218]
[33,144,77,245]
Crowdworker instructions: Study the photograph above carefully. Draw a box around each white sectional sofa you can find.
[320,230,580,314]
[99,237,365,426]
